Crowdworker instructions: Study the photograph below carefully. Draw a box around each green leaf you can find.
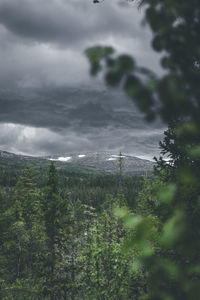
[123,214,142,229]
[157,184,176,204]
[188,145,200,158]
[162,210,185,246]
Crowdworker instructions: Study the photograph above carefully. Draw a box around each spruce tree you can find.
[43,162,70,299]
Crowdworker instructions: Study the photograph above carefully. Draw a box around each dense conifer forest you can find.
[0,161,146,299]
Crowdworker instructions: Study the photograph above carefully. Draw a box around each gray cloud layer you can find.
[0,0,164,159]
[0,0,145,46]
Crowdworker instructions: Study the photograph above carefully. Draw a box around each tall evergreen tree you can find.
[0,167,45,299]
[42,162,70,299]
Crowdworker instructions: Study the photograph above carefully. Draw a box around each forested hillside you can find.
[0,150,155,175]
[0,162,145,299]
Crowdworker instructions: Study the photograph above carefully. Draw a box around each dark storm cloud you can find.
[0,86,154,131]
[0,0,162,89]
[0,85,164,159]
[0,0,165,158]
[0,119,164,159]
[0,0,144,47]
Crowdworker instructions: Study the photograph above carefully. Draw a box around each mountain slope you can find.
[0,150,155,175]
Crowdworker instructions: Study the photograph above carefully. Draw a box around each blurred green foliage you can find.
[87,0,200,298]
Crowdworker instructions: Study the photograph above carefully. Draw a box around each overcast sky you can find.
[0,0,165,160]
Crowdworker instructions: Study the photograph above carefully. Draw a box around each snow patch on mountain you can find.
[78,154,86,158]
[50,156,72,162]
[107,157,117,161]
[111,154,126,158]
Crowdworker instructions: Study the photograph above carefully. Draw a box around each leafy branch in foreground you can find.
[86,0,200,299]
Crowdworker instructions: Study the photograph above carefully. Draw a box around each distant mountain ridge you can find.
[0,150,155,175]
